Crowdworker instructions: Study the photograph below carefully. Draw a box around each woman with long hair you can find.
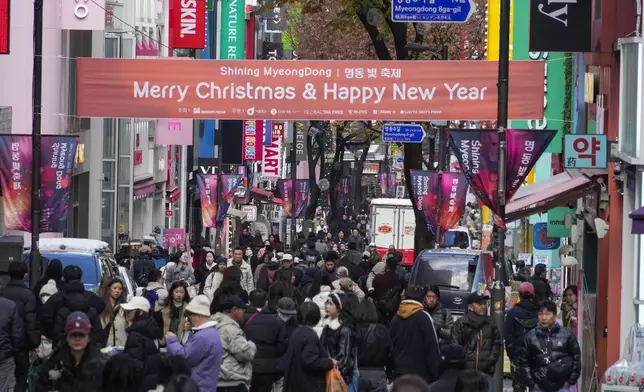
[276,271,304,305]
[210,266,249,314]
[320,292,357,387]
[100,278,128,347]
[156,281,191,346]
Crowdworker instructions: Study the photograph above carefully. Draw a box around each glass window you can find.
[105,36,119,58]
[102,161,116,190]
[36,253,100,287]
[117,186,131,237]
[412,254,481,292]
[119,119,131,153]
[101,192,115,247]
[121,36,135,59]
[103,119,116,159]
[118,157,131,185]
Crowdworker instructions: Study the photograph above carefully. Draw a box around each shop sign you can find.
[243,120,263,161]
[564,134,608,169]
[547,207,575,238]
[260,132,282,180]
[533,222,560,250]
[169,0,206,49]
[0,0,9,54]
[241,205,257,221]
[61,0,106,31]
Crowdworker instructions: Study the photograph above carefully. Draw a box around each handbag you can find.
[326,368,348,392]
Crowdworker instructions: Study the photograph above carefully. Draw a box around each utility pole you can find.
[290,131,297,246]
[492,0,511,390]
[434,44,449,248]
[29,0,43,290]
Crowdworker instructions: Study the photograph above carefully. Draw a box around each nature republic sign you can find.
[76,59,545,121]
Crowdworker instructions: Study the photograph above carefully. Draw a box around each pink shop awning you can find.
[134,179,155,198]
[249,187,282,204]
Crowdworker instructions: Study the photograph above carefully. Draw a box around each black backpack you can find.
[134,258,154,287]
[378,285,402,314]
[53,296,100,346]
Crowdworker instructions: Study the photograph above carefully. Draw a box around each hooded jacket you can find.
[450,311,501,375]
[203,270,224,301]
[212,312,257,388]
[504,299,538,360]
[1,279,40,350]
[284,325,334,392]
[516,323,582,391]
[389,300,441,383]
[124,313,162,392]
[167,320,223,392]
[228,259,255,294]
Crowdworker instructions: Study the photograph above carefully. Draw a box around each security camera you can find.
[594,217,609,239]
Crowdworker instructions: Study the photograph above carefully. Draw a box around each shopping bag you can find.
[326,368,349,392]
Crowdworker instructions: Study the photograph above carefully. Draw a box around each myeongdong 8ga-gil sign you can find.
[76,59,545,121]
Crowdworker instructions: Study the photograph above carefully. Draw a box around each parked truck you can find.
[370,198,416,265]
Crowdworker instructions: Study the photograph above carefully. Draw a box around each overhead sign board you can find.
[392,0,477,23]
[564,134,608,169]
[76,59,545,121]
[382,124,425,143]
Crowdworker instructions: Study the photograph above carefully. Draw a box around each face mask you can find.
[245,250,253,257]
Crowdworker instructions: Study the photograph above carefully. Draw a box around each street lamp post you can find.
[492,0,512,390]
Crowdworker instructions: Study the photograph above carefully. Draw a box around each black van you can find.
[408,249,506,316]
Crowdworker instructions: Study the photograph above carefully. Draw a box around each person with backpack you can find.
[373,258,403,322]
[137,269,169,311]
[40,265,106,348]
[423,285,454,342]
[132,246,158,288]
[504,282,538,392]
[389,285,441,384]
[121,296,162,392]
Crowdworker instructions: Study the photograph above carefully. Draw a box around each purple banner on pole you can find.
[336,177,350,215]
[278,179,293,217]
[197,173,218,228]
[439,173,468,236]
[410,170,439,234]
[41,136,79,232]
[295,179,309,218]
[217,174,243,221]
[0,135,33,231]
[448,129,555,218]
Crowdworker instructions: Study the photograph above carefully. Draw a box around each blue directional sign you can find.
[391,0,477,23]
[382,124,426,143]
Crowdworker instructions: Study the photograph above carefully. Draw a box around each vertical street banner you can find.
[278,179,293,217]
[448,129,555,219]
[40,136,79,233]
[217,174,243,221]
[336,177,350,215]
[219,0,245,59]
[410,170,439,235]
[260,124,283,180]
[379,173,388,196]
[196,173,218,227]
[243,120,263,161]
[439,173,468,236]
[0,135,78,232]
[295,179,309,218]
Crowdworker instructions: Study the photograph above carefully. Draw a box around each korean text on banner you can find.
[279,179,293,217]
[295,179,309,218]
[440,173,468,235]
[410,170,439,235]
[0,135,78,232]
[196,173,218,227]
[261,126,283,180]
[217,174,243,221]
[163,228,186,248]
[157,119,194,145]
[76,59,545,121]
[243,120,264,161]
[169,0,206,49]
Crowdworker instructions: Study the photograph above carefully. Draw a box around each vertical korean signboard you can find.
[0,0,9,54]
[169,0,206,49]
[220,0,245,59]
[261,122,283,180]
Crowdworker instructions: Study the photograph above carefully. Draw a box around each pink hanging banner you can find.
[156,119,194,145]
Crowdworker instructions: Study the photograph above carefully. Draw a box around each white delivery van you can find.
[370,198,416,266]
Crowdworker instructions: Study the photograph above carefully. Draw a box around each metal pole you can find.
[290,139,297,247]
[492,0,511,390]
[29,0,43,290]
[434,45,449,248]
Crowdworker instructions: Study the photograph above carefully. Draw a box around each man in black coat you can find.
[243,289,289,392]
[0,262,40,392]
[530,263,554,304]
[133,245,158,287]
[389,285,442,384]
[451,292,501,385]
[505,282,538,392]
[517,300,581,391]
[0,291,21,391]
[39,265,105,347]
[427,344,467,392]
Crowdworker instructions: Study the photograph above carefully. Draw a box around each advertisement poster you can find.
[448,129,555,219]
[162,228,186,248]
[410,170,439,235]
[336,177,350,215]
[260,127,282,180]
[157,119,194,145]
[278,179,293,217]
[295,179,309,218]
[77,59,545,121]
[533,223,561,250]
[217,174,243,221]
[0,135,78,232]
[439,173,468,236]
[196,173,218,227]
[243,120,263,161]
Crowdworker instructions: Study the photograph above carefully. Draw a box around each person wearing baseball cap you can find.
[212,295,256,390]
[451,290,500,386]
[504,282,538,392]
[120,296,162,391]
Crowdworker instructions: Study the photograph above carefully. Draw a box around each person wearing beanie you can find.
[505,281,538,392]
[35,312,104,392]
[167,295,222,392]
[203,256,228,301]
[33,259,65,305]
[333,277,366,301]
[34,281,57,361]
[427,344,467,392]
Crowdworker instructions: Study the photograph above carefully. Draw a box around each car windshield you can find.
[442,231,469,248]
[40,253,100,286]
[415,254,481,292]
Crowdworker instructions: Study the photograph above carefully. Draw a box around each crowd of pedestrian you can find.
[0,232,582,392]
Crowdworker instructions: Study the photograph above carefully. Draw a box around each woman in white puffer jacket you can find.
[309,285,333,337]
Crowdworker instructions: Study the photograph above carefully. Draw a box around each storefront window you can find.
[101,192,115,248]
[102,161,116,190]
[117,186,131,240]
